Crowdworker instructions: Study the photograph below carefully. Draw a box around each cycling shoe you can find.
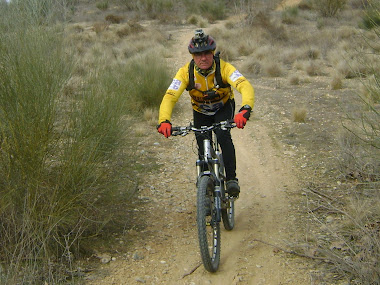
[226,179,240,197]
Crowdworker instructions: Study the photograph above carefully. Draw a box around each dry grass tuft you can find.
[144,108,159,126]
[360,75,380,105]
[336,60,358,79]
[96,1,109,11]
[281,6,299,24]
[330,74,343,89]
[128,20,145,34]
[238,42,255,56]
[292,107,307,123]
[105,14,124,24]
[248,11,272,28]
[241,58,261,75]
[289,75,300,85]
[218,45,238,62]
[305,60,324,76]
[254,45,275,61]
[262,60,284,77]
[313,0,347,17]
[187,14,201,25]
[93,22,109,34]
[225,20,236,29]
[116,25,131,38]
[298,0,313,10]
[307,47,320,60]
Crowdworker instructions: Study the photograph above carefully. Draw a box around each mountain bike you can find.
[172,120,237,272]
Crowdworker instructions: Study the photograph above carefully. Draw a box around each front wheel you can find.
[197,176,220,272]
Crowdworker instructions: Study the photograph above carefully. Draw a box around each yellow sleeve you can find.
[158,63,189,124]
[221,60,255,109]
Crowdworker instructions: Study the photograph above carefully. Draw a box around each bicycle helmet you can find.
[188,29,216,54]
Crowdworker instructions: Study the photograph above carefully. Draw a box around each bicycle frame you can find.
[173,121,235,222]
[198,134,223,222]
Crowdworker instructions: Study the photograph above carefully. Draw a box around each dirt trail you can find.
[85,23,311,285]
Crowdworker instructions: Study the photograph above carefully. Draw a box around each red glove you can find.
[157,121,172,138]
[234,106,251,129]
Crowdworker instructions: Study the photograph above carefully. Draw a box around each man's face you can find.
[193,50,214,70]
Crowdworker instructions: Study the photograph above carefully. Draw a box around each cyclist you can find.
[157,29,255,197]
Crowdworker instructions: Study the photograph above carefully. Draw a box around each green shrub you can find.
[0,2,134,282]
[361,2,380,29]
[0,25,75,282]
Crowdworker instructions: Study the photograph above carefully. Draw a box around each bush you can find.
[0,1,135,282]
[0,25,74,282]
[0,25,132,282]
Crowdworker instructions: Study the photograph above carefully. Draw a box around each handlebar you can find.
[172,120,236,136]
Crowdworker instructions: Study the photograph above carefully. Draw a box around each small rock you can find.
[135,277,146,283]
[326,215,334,223]
[100,257,111,264]
[133,252,144,261]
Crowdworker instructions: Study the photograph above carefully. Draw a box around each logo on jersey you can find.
[168,79,181,91]
[229,70,243,82]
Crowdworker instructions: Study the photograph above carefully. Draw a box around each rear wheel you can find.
[222,197,235,231]
[197,176,220,272]
[219,154,235,231]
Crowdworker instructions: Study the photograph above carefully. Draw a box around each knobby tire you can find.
[219,154,235,231]
[197,176,220,272]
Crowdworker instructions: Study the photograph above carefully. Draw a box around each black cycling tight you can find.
[193,99,236,181]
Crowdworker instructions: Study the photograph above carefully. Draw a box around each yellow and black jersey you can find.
[158,59,254,124]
